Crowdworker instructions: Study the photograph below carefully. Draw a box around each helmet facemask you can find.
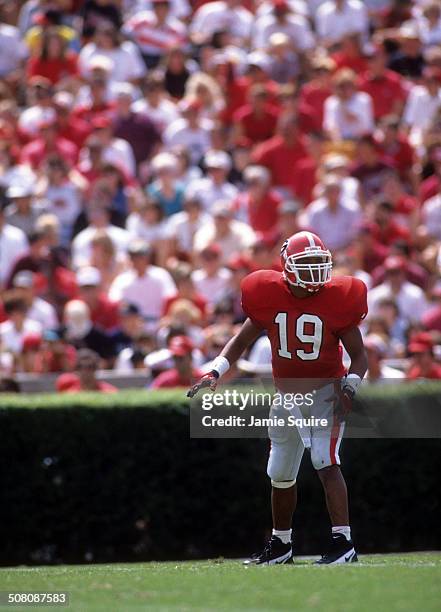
[283,249,332,292]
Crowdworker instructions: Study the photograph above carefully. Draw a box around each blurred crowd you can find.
[1,0,441,392]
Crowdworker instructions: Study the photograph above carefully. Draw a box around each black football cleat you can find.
[315,533,358,565]
[243,536,293,566]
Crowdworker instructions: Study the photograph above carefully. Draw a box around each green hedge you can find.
[0,385,440,565]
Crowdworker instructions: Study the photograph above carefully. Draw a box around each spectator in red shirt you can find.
[252,113,306,197]
[40,329,77,373]
[299,57,334,129]
[359,47,407,120]
[290,131,326,206]
[53,91,91,149]
[73,75,113,124]
[232,165,281,234]
[20,119,78,170]
[76,266,121,333]
[375,115,415,184]
[406,333,441,379]
[150,335,203,388]
[331,33,368,74]
[26,27,79,85]
[56,348,118,392]
[232,84,279,146]
[350,222,389,274]
[371,199,411,246]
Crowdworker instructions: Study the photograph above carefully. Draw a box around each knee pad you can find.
[271,479,296,489]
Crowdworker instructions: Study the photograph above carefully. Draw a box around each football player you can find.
[188,231,368,565]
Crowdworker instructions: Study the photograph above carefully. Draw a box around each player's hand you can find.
[187,371,219,398]
[334,386,355,423]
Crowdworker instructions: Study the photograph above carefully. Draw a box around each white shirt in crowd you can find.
[315,0,369,44]
[72,224,131,269]
[302,198,361,250]
[193,220,256,263]
[163,118,213,165]
[403,85,441,147]
[323,92,374,140]
[109,266,176,323]
[252,13,315,51]
[126,213,170,243]
[78,41,146,83]
[102,138,137,178]
[186,177,238,212]
[27,298,58,330]
[191,267,232,306]
[421,194,441,240]
[368,281,429,324]
[0,318,42,355]
[123,10,187,56]
[166,210,212,253]
[17,106,56,138]
[44,183,82,245]
[189,1,254,42]
[0,23,28,77]
[0,223,28,287]
[131,98,179,133]
[129,0,191,21]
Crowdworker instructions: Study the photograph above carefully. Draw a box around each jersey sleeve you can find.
[240,271,266,328]
[338,277,368,335]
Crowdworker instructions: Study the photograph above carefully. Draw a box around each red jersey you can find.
[241,271,367,386]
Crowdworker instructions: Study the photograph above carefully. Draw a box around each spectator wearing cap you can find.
[232,165,281,234]
[232,84,280,146]
[11,270,58,330]
[4,183,46,237]
[364,334,405,383]
[109,239,175,329]
[189,0,253,47]
[406,332,441,379]
[79,24,145,84]
[112,84,162,168]
[26,27,79,85]
[316,152,360,203]
[350,136,395,202]
[0,200,27,289]
[252,0,314,54]
[123,0,187,70]
[252,114,306,198]
[187,150,237,212]
[191,244,232,307]
[166,195,211,256]
[111,302,151,354]
[402,67,441,147]
[194,200,256,263]
[131,71,179,134]
[63,300,117,363]
[368,255,429,325]
[146,153,185,217]
[0,297,42,358]
[19,331,44,374]
[302,175,361,251]
[359,45,407,120]
[56,348,118,393]
[315,0,369,47]
[76,266,120,333]
[150,335,203,388]
[323,68,374,141]
[265,33,300,85]
[388,24,425,80]
[164,98,213,166]
[371,240,428,290]
[72,205,130,269]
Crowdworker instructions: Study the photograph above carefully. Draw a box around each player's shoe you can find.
[243,536,293,566]
[315,534,358,565]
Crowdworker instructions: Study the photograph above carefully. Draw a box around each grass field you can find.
[0,553,439,612]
